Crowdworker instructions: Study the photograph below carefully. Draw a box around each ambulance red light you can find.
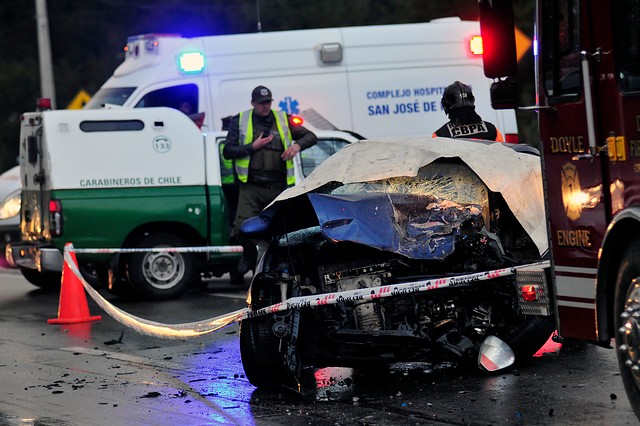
[521,285,538,302]
[291,116,304,126]
[469,35,484,56]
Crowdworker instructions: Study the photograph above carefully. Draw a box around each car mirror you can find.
[490,79,519,110]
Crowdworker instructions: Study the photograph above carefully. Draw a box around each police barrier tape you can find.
[64,245,550,340]
[72,246,244,254]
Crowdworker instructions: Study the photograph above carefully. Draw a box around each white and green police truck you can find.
[8,107,359,300]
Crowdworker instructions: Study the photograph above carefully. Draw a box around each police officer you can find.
[223,85,317,282]
[432,81,504,142]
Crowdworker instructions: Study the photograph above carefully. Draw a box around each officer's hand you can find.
[253,132,273,150]
[281,143,301,160]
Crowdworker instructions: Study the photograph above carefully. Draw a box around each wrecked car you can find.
[238,137,555,388]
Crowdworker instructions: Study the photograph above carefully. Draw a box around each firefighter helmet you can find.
[441,81,475,115]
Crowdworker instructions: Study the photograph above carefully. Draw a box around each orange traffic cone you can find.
[48,244,102,324]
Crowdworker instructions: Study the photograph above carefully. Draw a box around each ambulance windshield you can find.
[84,87,135,109]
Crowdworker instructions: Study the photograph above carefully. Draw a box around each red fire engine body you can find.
[479,0,640,418]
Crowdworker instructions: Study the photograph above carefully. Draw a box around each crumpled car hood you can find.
[276,137,547,256]
[308,192,483,260]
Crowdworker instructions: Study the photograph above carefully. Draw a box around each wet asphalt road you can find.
[0,268,638,425]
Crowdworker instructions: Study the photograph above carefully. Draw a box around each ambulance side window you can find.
[134,84,199,114]
[300,138,350,177]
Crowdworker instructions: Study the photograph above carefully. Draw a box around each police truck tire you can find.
[126,233,195,301]
[20,268,61,291]
[78,261,109,289]
[614,240,640,419]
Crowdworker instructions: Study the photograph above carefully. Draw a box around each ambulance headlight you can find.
[0,190,20,220]
[178,51,205,74]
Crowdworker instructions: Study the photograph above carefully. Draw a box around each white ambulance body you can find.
[85,18,518,140]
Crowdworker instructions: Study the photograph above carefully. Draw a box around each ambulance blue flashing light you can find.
[178,52,205,74]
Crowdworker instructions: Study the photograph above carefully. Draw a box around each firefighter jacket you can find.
[432,120,504,142]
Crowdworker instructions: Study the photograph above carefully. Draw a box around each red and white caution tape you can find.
[72,246,243,254]
[238,260,550,320]
[64,244,549,340]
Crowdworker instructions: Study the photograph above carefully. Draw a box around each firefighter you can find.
[432,81,504,142]
[223,85,317,283]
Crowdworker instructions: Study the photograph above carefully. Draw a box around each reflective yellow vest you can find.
[219,143,235,184]
[235,109,294,185]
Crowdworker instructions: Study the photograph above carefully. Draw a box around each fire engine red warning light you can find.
[469,35,484,56]
[291,116,304,126]
[521,285,538,302]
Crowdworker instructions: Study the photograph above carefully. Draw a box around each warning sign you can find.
[67,90,92,110]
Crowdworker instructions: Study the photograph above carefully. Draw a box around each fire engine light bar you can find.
[178,52,205,74]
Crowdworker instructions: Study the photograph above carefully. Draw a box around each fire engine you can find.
[478,0,640,418]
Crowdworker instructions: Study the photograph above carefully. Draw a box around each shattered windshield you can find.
[328,160,489,221]
[311,160,492,259]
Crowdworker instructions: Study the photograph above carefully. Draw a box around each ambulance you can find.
[84,17,518,140]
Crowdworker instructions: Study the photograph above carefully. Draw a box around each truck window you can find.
[84,87,135,109]
[614,0,640,93]
[79,120,144,132]
[300,138,350,177]
[541,0,581,99]
[134,84,199,114]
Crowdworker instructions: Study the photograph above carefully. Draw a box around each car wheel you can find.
[240,313,299,389]
[615,241,640,420]
[126,233,195,301]
[20,268,62,291]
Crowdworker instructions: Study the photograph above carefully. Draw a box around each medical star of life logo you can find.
[279,96,299,114]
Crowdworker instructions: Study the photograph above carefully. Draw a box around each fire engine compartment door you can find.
[537,0,635,340]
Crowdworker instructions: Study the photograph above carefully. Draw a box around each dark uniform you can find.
[223,86,317,280]
[432,81,504,142]
[433,120,503,141]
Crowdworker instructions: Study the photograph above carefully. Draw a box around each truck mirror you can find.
[490,78,519,110]
[478,0,518,78]
[27,135,37,165]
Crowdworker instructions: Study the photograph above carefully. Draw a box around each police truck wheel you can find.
[78,261,109,288]
[126,233,195,301]
[614,240,640,419]
[20,268,62,291]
